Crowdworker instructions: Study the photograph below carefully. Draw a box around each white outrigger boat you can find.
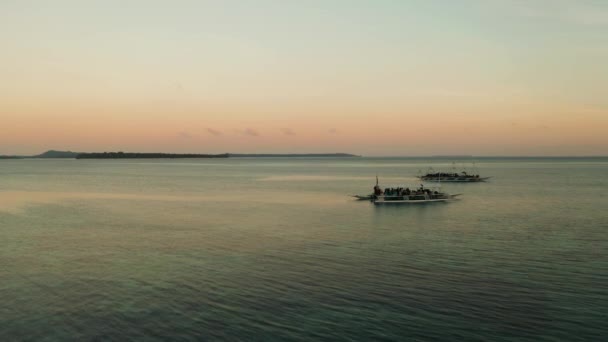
[362,176,460,205]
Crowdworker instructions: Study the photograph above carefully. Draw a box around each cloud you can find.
[243,128,260,137]
[281,128,296,136]
[206,128,222,136]
[177,131,192,139]
[328,128,338,134]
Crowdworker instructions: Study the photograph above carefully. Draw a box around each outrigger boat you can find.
[354,176,461,204]
[418,172,490,182]
[417,164,490,182]
[373,185,460,205]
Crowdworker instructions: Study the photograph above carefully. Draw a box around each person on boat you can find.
[373,185,383,196]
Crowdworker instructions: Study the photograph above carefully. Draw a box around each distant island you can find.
[76,152,229,159]
[1,150,361,159]
[2,151,606,160]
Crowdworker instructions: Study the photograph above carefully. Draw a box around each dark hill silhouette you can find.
[33,150,80,158]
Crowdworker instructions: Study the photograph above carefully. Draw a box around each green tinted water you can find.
[1,158,607,340]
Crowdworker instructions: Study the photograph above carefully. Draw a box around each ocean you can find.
[1,157,606,341]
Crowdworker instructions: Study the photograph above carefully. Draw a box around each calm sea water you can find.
[1,157,607,341]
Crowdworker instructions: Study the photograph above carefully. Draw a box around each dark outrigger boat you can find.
[418,171,490,182]
[417,164,490,182]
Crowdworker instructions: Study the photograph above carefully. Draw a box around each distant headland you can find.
[0,150,361,159]
[0,150,82,159]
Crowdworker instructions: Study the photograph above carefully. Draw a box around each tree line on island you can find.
[76,152,229,159]
[76,152,360,159]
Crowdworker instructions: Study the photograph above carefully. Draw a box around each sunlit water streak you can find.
[1,157,607,341]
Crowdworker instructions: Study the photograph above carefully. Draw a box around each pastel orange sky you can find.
[1,0,607,156]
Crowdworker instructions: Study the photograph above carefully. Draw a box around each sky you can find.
[1,0,607,156]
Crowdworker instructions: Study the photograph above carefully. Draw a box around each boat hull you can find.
[373,194,459,205]
[417,177,490,182]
